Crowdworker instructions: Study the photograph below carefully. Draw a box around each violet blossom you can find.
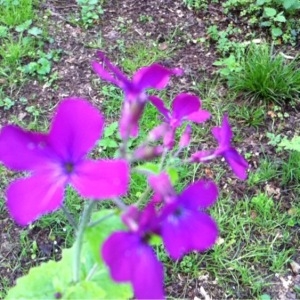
[149,93,210,148]
[92,51,182,138]
[191,114,248,180]
[149,173,219,259]
[149,93,211,128]
[0,98,129,226]
[102,205,165,299]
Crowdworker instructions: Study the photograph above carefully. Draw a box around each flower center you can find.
[64,162,74,174]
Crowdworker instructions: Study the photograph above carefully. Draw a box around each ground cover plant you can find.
[0,0,299,299]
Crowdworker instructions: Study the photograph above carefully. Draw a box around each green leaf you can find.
[104,121,119,137]
[274,13,286,22]
[6,248,73,299]
[28,27,43,36]
[37,57,51,75]
[15,20,32,32]
[256,0,267,5]
[271,27,283,37]
[279,136,300,152]
[98,139,119,148]
[166,167,179,185]
[135,162,160,175]
[261,21,272,27]
[6,210,132,299]
[264,7,277,17]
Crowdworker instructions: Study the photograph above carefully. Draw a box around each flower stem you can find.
[61,205,77,230]
[73,201,96,283]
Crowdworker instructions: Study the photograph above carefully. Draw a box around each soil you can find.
[0,0,300,299]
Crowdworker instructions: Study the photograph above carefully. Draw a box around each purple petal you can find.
[91,61,122,87]
[179,125,192,148]
[190,150,216,162]
[171,94,200,121]
[212,114,232,146]
[148,172,175,201]
[119,101,145,138]
[0,125,54,171]
[161,209,218,259]
[133,64,182,91]
[95,51,129,84]
[148,123,171,142]
[186,109,211,123]
[7,172,65,226]
[133,145,164,161]
[49,98,104,162]
[102,232,165,299]
[179,180,218,209]
[224,148,248,180]
[149,95,170,120]
[70,159,129,199]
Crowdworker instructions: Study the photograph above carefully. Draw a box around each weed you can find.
[76,0,104,28]
[248,158,279,186]
[227,44,300,104]
[0,0,33,26]
[121,42,171,73]
[281,151,300,185]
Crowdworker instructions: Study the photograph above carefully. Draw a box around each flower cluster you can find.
[102,175,219,298]
[0,51,248,299]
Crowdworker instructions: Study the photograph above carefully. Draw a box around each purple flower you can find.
[92,51,183,138]
[0,98,129,226]
[92,51,183,103]
[191,114,248,180]
[149,93,211,128]
[149,173,219,259]
[102,205,165,299]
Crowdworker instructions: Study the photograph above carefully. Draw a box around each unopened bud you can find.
[134,145,164,161]
[179,125,192,148]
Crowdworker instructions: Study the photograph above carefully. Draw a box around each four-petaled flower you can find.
[149,172,219,259]
[191,114,248,180]
[102,204,165,299]
[149,93,210,148]
[92,51,183,138]
[150,93,211,128]
[0,98,129,226]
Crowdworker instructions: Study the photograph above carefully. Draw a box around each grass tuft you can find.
[228,44,300,105]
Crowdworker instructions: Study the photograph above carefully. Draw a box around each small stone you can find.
[291,261,300,274]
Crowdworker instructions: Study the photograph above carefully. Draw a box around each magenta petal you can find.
[96,51,129,83]
[71,159,129,199]
[179,180,218,209]
[91,61,121,87]
[148,172,175,200]
[171,93,200,120]
[0,125,53,171]
[7,173,65,226]
[102,232,165,299]
[133,64,181,90]
[187,109,211,123]
[190,150,215,162]
[149,95,170,120]
[212,114,232,145]
[224,148,248,180]
[162,210,218,259]
[49,98,104,162]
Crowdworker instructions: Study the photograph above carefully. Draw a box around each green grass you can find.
[120,42,172,73]
[0,0,34,26]
[156,192,295,297]
[227,44,300,104]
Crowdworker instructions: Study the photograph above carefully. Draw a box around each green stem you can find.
[73,201,96,283]
[61,205,77,230]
